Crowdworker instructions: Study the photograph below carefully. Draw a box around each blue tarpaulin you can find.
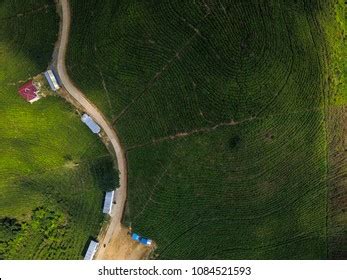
[131,233,140,242]
[131,233,152,246]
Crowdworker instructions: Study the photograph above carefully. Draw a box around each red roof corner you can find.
[18,80,39,103]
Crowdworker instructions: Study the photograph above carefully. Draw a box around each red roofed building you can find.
[18,80,40,103]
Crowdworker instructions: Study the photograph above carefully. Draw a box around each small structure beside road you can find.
[44,69,61,91]
[84,240,99,260]
[131,233,152,246]
[18,69,62,104]
[18,80,41,103]
[81,113,101,134]
[103,191,115,215]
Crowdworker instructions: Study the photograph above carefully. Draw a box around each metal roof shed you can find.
[50,68,62,85]
[81,114,101,134]
[44,69,60,91]
[18,80,40,103]
[84,240,99,260]
[103,191,114,215]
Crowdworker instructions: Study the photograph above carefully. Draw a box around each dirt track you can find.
[55,0,145,259]
[100,227,153,260]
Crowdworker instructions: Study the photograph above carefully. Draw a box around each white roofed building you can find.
[84,240,99,260]
[44,69,60,91]
[81,113,101,134]
[103,191,115,215]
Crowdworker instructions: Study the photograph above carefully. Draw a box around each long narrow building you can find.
[103,191,115,215]
[84,240,99,260]
[81,113,101,134]
[44,69,61,91]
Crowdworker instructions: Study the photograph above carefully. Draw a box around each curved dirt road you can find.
[56,0,128,259]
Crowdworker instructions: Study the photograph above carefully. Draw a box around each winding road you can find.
[55,0,128,259]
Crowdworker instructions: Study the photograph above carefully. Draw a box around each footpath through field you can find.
[55,0,131,259]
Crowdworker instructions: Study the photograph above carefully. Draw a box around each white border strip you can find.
[0,260,346,280]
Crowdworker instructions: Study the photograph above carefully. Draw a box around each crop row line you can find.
[126,106,324,151]
[112,8,213,124]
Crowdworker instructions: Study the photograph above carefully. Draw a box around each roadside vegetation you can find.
[0,0,117,259]
[324,0,347,259]
[65,0,344,259]
[323,0,346,105]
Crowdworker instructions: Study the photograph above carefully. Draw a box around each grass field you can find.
[323,0,346,105]
[0,0,117,259]
[66,0,344,259]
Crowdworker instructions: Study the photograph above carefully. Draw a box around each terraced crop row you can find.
[67,0,340,258]
[68,0,327,146]
[126,110,327,259]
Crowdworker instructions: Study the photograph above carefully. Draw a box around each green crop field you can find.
[0,0,117,259]
[67,0,344,259]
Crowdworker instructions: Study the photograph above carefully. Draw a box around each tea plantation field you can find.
[0,0,117,259]
[67,0,345,258]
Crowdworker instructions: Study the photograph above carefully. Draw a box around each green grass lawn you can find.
[66,0,343,259]
[0,0,117,259]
